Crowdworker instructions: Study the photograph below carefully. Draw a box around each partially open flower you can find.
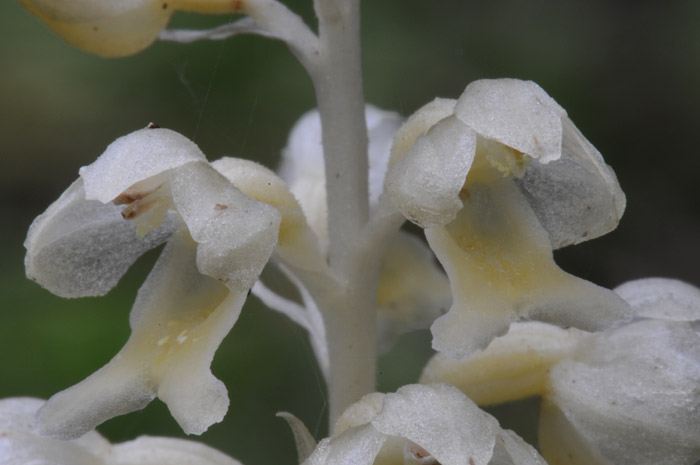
[0,397,243,465]
[385,79,630,359]
[19,0,243,57]
[25,126,280,438]
[301,383,547,465]
[421,278,700,465]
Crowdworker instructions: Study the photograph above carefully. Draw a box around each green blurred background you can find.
[1,0,699,463]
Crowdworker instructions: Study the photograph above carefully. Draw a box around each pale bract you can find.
[421,278,700,465]
[385,78,630,359]
[302,383,547,465]
[24,126,281,438]
[0,397,243,465]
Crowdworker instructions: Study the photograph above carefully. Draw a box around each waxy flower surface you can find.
[421,278,700,465]
[24,126,281,438]
[385,78,630,358]
[303,383,547,465]
[0,397,243,465]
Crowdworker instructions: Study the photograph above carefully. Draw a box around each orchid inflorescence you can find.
[4,0,699,464]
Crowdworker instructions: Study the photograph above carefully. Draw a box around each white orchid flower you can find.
[19,0,247,57]
[279,105,452,352]
[0,397,243,465]
[24,126,281,438]
[385,78,631,359]
[298,383,546,465]
[421,278,700,465]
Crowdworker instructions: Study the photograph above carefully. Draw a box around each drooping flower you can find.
[25,126,281,438]
[0,397,244,465]
[421,278,700,465]
[385,78,631,359]
[19,0,243,57]
[299,383,547,465]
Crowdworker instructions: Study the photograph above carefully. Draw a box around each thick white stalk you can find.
[298,0,377,425]
[313,0,369,270]
[310,258,380,425]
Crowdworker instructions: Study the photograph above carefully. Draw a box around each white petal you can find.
[280,105,403,251]
[0,397,109,465]
[515,117,625,248]
[426,178,630,359]
[489,430,547,465]
[455,79,566,163]
[24,178,175,298]
[376,232,451,353]
[420,322,587,405]
[332,392,386,436]
[19,0,171,57]
[385,115,477,227]
[39,230,244,438]
[388,98,457,168]
[212,157,327,273]
[304,425,387,465]
[372,384,500,465]
[614,277,700,321]
[108,436,243,465]
[365,106,406,206]
[170,162,280,292]
[538,400,609,465]
[546,319,700,465]
[80,127,206,203]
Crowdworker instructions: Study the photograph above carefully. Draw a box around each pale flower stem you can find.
[306,0,376,425]
[312,0,369,270]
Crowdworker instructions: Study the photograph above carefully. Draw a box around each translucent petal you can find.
[385,115,477,227]
[170,162,280,292]
[304,425,387,465]
[455,79,566,163]
[614,277,700,321]
[488,430,548,465]
[0,397,243,465]
[388,98,456,168]
[420,322,587,405]
[39,230,245,438]
[24,178,175,298]
[426,178,630,359]
[538,401,609,465]
[0,397,108,465]
[546,319,700,465]
[279,105,403,251]
[332,392,386,436]
[372,384,500,465]
[212,157,326,273]
[80,127,206,204]
[109,436,244,465]
[376,231,451,353]
[19,0,172,57]
[515,117,626,248]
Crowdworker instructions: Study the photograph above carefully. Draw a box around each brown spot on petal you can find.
[232,0,244,11]
[162,2,168,8]
[469,458,475,465]
[215,203,228,210]
[92,26,98,31]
